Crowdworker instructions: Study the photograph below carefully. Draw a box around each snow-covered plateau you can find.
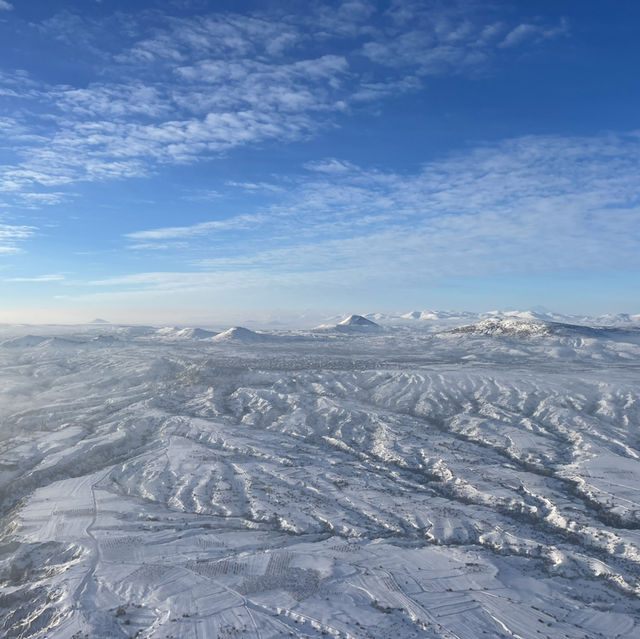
[1,312,640,638]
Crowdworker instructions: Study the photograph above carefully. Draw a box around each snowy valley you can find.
[1,312,640,638]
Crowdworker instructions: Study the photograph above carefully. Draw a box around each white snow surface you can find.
[1,314,640,638]
[212,326,273,343]
[338,314,380,327]
[315,314,382,333]
[171,327,219,340]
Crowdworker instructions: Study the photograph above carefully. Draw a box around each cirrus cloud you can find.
[0,2,567,211]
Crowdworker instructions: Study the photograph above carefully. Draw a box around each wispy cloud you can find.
[13,192,69,208]
[361,3,567,77]
[70,269,356,307]
[303,158,358,174]
[0,1,13,11]
[0,224,36,255]
[127,242,188,251]
[0,2,567,210]
[499,20,568,48]
[125,214,264,241]
[0,246,21,255]
[226,181,284,193]
[0,224,36,240]
[77,132,640,302]
[4,274,64,282]
[181,189,222,202]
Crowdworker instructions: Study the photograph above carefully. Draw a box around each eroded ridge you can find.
[1,321,640,638]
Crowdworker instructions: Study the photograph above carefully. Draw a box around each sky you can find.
[0,0,639,324]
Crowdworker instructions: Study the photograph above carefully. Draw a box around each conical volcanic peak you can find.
[338,315,379,327]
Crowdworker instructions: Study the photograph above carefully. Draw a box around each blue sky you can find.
[0,0,639,323]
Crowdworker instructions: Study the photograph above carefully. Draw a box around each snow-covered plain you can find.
[1,312,640,638]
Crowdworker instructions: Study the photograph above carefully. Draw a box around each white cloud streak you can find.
[4,274,64,282]
[499,20,568,48]
[125,214,264,241]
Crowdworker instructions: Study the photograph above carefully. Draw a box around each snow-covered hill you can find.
[450,317,556,336]
[212,326,273,342]
[365,309,640,329]
[315,314,382,333]
[1,315,640,638]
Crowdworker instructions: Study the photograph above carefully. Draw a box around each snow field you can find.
[1,316,640,637]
